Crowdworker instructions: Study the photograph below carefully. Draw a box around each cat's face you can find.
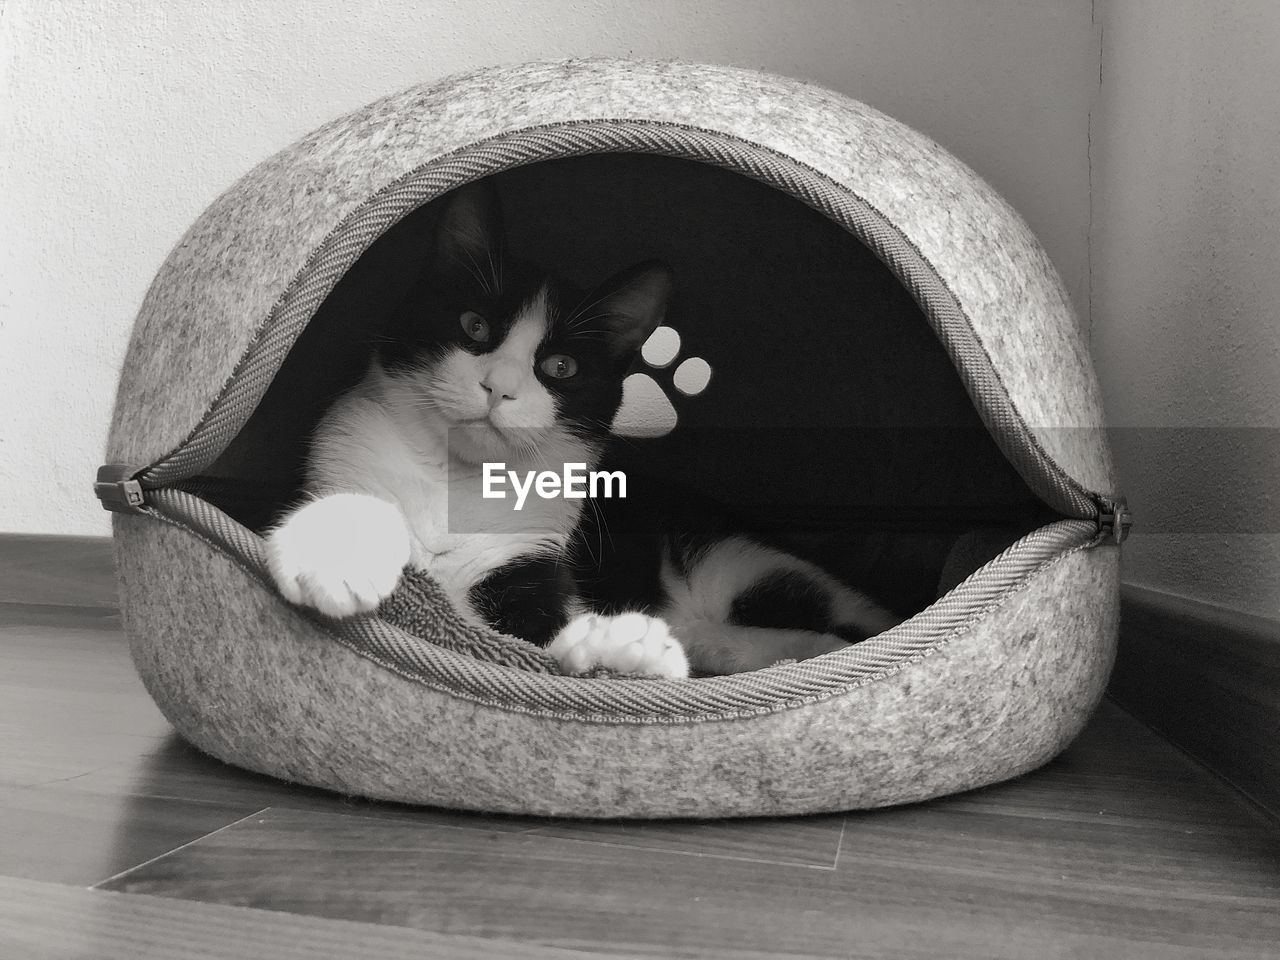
[381,182,671,465]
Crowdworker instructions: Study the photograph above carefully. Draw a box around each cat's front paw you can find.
[266,493,411,619]
[547,612,689,679]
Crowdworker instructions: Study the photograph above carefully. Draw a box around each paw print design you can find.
[612,326,712,438]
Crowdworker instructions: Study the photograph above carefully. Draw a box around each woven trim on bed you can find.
[144,487,1099,723]
[131,120,1100,520]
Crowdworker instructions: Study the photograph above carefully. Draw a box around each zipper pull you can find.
[94,463,148,514]
[1095,496,1133,545]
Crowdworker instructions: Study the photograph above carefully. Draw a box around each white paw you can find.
[547,612,689,679]
[266,493,411,619]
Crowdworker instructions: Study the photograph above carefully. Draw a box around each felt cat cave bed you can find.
[99,59,1128,819]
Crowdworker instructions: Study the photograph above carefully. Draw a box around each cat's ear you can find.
[429,180,504,295]
[585,260,673,357]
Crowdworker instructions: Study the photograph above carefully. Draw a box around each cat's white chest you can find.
[307,386,580,603]
[398,464,579,587]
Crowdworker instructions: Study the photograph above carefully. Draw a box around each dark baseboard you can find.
[1112,584,1280,820]
[0,533,117,608]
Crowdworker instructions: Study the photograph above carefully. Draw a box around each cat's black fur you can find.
[380,213,659,451]
[356,179,899,670]
[375,184,677,646]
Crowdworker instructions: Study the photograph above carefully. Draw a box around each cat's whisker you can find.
[563,311,610,332]
[585,493,612,565]
[486,246,503,297]
[453,248,494,296]
[567,283,619,325]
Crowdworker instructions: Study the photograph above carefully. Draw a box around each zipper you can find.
[93,463,148,515]
[96,460,1133,548]
[91,123,1131,544]
[1093,495,1133,546]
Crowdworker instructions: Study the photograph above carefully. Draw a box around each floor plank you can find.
[97,801,1280,959]
[1,612,170,788]
[0,876,626,960]
[0,785,263,886]
[519,813,846,869]
[0,602,121,630]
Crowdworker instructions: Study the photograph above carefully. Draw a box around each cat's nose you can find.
[480,364,520,405]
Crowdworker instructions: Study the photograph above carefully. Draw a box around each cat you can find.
[265,181,901,678]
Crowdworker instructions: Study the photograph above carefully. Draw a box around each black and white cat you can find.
[266,182,900,678]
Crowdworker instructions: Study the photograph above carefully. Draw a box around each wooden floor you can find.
[3,535,1280,958]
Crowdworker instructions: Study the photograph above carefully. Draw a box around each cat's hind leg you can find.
[659,535,902,675]
[826,578,904,642]
[547,611,689,679]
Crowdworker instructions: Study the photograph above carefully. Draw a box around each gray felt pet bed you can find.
[98,59,1129,819]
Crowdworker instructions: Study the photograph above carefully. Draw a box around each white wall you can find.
[1091,1,1280,619]
[0,0,1094,535]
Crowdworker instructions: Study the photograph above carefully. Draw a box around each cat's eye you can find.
[540,354,578,379]
[460,311,489,342]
